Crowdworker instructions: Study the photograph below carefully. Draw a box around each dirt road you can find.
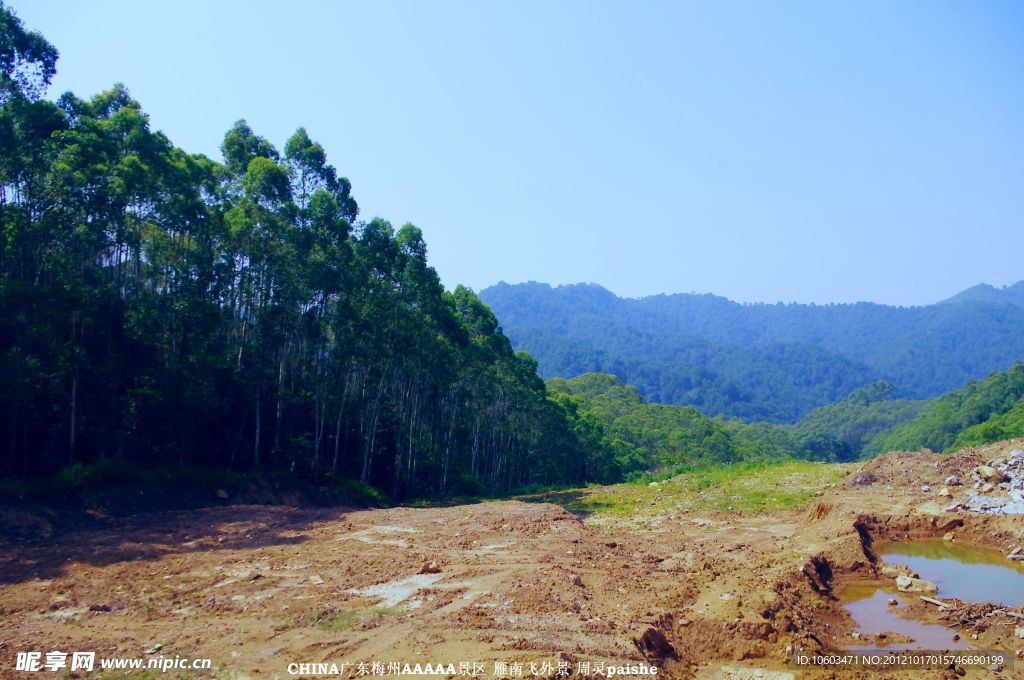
[2,442,1023,679]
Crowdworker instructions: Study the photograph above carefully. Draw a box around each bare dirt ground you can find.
[2,441,1023,680]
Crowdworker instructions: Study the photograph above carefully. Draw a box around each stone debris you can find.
[964,450,1024,515]
[944,475,962,486]
[895,574,939,593]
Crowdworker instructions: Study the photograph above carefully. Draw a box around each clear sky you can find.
[13,0,1024,306]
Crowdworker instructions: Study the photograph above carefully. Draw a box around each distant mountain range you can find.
[479,281,1024,423]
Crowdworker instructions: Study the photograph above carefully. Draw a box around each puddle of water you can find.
[841,540,1024,652]
[841,586,971,652]
[878,541,1024,606]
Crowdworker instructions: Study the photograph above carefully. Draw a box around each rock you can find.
[944,475,961,486]
[921,485,931,492]
[1010,547,1022,557]
[634,627,678,660]
[880,564,912,578]
[1016,627,1024,639]
[605,542,617,548]
[48,599,73,611]
[976,465,1004,481]
[938,487,950,497]
[648,482,659,487]
[215,489,229,499]
[88,603,112,612]
[943,531,955,542]
[846,472,876,487]
[308,574,324,585]
[570,573,584,587]
[980,483,994,494]
[887,598,898,606]
[895,574,938,593]
[418,561,441,574]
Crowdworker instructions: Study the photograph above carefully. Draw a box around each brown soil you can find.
[2,441,1023,679]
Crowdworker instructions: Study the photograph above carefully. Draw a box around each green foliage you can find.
[0,2,58,102]
[862,363,1024,455]
[0,15,624,500]
[480,281,1024,423]
[952,399,1024,449]
[547,373,807,470]
[790,381,933,461]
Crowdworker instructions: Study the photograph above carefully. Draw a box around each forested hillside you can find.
[480,281,1024,422]
[789,382,932,461]
[548,373,804,471]
[862,363,1024,456]
[0,7,624,499]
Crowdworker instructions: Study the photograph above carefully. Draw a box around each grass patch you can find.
[524,459,854,521]
[316,609,358,631]
[369,605,403,617]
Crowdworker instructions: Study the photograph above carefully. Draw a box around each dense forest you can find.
[481,281,1024,422]
[862,363,1024,456]
[789,382,932,461]
[548,373,804,471]
[550,368,1024,467]
[3,7,1022,507]
[0,6,632,498]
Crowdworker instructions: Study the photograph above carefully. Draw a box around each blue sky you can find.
[14,0,1024,305]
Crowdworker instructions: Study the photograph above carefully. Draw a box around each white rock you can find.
[895,574,938,593]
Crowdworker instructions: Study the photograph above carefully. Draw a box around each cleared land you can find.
[2,445,1023,679]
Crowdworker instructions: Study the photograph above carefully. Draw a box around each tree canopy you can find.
[0,5,629,499]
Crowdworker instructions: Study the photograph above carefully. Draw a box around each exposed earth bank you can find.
[2,441,1024,679]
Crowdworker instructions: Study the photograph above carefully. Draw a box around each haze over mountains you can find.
[480,281,1024,423]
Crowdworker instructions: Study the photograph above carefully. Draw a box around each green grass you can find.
[369,605,404,617]
[316,609,358,631]
[523,459,853,522]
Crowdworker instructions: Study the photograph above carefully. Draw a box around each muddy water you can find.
[879,541,1024,606]
[840,541,1024,651]
[842,586,971,651]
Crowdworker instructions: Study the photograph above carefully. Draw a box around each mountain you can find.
[938,282,1024,308]
[479,281,1024,423]
[548,373,803,470]
[789,381,933,461]
[862,363,1024,456]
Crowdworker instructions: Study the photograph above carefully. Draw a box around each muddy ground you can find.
[2,442,1023,680]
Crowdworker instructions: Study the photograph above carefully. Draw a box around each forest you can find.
[861,362,1024,456]
[0,5,629,499]
[548,373,802,472]
[2,5,1022,507]
[553,366,1024,467]
[481,281,1024,422]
